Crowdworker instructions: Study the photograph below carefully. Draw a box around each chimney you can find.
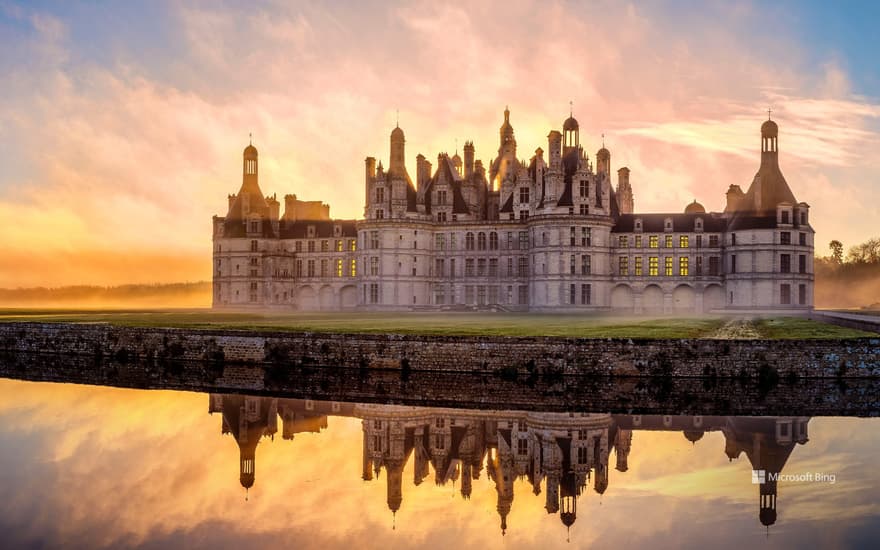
[463,141,475,178]
[548,131,562,171]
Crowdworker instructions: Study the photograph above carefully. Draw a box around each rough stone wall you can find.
[0,322,878,378]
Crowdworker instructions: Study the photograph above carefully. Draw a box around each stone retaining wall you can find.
[0,322,878,378]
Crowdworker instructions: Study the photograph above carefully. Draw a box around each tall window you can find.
[336,259,343,277]
[679,235,689,248]
[246,159,256,174]
[370,231,379,249]
[517,257,528,277]
[679,256,689,276]
[799,254,806,273]
[798,284,806,305]
[519,231,529,249]
[780,254,791,273]
[376,187,385,202]
[581,284,591,305]
[649,235,659,248]
[582,255,591,275]
[477,232,487,250]
[435,258,445,277]
[780,284,791,305]
[579,180,588,197]
[619,235,628,247]
[350,258,357,277]
[466,232,475,250]
[665,257,673,276]
[489,232,499,250]
[437,189,447,205]
[570,226,576,246]
[665,235,673,248]
[465,258,475,277]
[635,235,643,248]
[709,235,719,247]
[570,255,576,275]
[570,284,577,304]
[635,257,643,276]
[251,240,258,252]
[370,257,379,276]
[619,256,629,276]
[582,227,591,246]
[307,259,315,277]
[730,254,737,273]
[519,187,530,204]
[649,256,659,276]
[436,234,446,250]
[780,231,791,245]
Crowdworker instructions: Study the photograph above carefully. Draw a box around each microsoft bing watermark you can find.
[752,470,836,484]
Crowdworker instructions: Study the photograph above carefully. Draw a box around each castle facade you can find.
[212,109,814,313]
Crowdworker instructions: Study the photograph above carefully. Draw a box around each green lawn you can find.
[0,309,875,339]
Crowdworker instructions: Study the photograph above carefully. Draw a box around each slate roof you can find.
[612,212,728,233]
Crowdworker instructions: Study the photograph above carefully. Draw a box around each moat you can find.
[1,354,880,548]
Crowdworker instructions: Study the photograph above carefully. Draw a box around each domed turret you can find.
[563,116,579,132]
[683,430,705,443]
[685,200,706,214]
[761,119,778,138]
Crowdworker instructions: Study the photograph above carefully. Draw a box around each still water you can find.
[0,377,878,549]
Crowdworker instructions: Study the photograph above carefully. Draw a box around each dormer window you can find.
[634,218,643,232]
[695,218,703,231]
[664,218,673,232]
[307,225,316,238]
[333,225,342,237]
[781,210,790,224]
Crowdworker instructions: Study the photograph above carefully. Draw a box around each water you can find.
[0,377,878,549]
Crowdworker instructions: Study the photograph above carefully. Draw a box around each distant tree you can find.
[829,240,844,264]
[847,237,880,264]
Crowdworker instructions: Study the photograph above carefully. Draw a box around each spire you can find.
[249,132,252,146]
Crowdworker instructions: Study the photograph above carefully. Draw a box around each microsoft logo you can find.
[752,470,766,484]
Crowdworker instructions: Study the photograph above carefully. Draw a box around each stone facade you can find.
[212,110,814,312]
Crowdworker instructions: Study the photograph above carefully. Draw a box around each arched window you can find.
[465,232,475,250]
[477,232,487,250]
[489,232,498,250]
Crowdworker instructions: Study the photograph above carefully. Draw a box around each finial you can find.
[602,133,605,147]
[570,100,573,117]
[767,107,772,120]
[455,138,458,154]
[249,132,252,146]
[393,511,396,531]
[396,109,399,128]
[245,487,249,502]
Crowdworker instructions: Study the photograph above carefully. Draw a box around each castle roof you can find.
[611,212,727,233]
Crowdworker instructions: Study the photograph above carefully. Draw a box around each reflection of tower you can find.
[488,432,516,535]
[208,394,278,493]
[614,428,632,472]
[720,417,810,527]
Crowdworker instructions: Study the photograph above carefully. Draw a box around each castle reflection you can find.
[208,394,809,534]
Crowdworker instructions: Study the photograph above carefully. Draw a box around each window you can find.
[570,255,576,275]
[730,255,737,273]
[376,187,385,202]
[249,220,259,233]
[507,258,513,277]
[320,259,328,277]
[800,211,808,224]
[582,255,591,275]
[465,285,475,304]
[518,285,528,305]
[696,235,703,248]
[450,233,457,250]
[799,232,806,246]
[465,258,475,277]
[619,256,629,276]
[799,254,806,273]
[582,227,591,246]
[570,226,576,246]
[437,212,447,222]
[579,180,588,197]
[581,284,591,305]
[489,231,499,250]
[570,284,577,304]
[780,232,791,245]
[370,231,379,249]
[679,235,689,248]
[295,241,303,253]
[370,257,379,276]
[246,159,257,175]
[477,258,487,276]
[619,235,628,247]
[580,204,589,215]
[350,258,357,277]
[709,256,720,276]
[665,256,673,276]
[375,209,384,219]
[517,438,529,455]
[518,257,528,277]
[296,260,303,277]
[436,234,446,250]
[466,232,475,250]
[519,209,529,220]
[369,283,379,304]
[450,258,456,278]
[781,210,790,224]
[308,240,315,253]
[435,259,445,277]
[478,232,487,250]
[489,258,498,277]
[577,446,588,464]
[519,231,529,249]
[679,256,689,276]
[635,257,643,276]
[649,235,659,248]
[780,284,791,305]
[251,240,258,252]
[635,235,642,248]
[665,235,673,248]
[731,233,737,246]
[437,189,447,205]
[336,259,343,277]
[519,187,530,204]
[696,256,703,275]
[649,257,659,276]
[799,284,806,305]
[709,235,719,247]
[307,259,315,277]
[780,254,791,273]
[434,285,445,305]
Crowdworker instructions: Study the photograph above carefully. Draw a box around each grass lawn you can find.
[0,309,875,339]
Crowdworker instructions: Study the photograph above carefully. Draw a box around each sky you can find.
[1,0,879,287]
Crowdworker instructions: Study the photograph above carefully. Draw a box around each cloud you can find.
[1,0,879,285]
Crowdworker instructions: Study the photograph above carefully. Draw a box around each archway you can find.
[672,284,696,313]
[642,285,664,314]
[296,286,317,311]
[610,284,634,312]
[340,285,358,309]
[703,284,724,313]
[318,285,335,310]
